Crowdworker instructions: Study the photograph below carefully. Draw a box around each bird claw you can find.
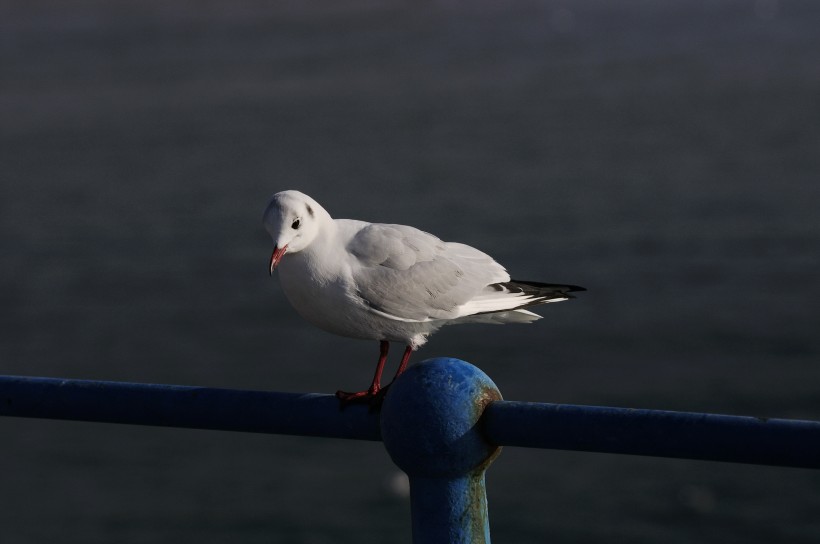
[336,386,390,411]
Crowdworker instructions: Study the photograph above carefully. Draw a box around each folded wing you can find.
[347,223,582,323]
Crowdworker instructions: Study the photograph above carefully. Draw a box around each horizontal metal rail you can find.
[0,375,381,441]
[483,401,820,469]
[2,374,819,469]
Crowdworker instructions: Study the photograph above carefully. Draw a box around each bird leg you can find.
[368,345,414,402]
[392,345,414,379]
[336,340,390,404]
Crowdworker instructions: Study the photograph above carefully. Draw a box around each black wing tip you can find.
[509,279,587,293]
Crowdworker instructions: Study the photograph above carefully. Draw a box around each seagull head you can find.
[262,190,326,274]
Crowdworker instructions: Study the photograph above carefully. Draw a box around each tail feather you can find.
[459,279,585,317]
[453,308,543,326]
[502,280,586,304]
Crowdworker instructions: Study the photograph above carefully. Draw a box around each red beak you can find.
[269,245,288,275]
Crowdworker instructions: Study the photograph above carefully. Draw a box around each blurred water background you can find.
[2,0,820,542]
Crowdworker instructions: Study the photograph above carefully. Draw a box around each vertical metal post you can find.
[380,358,502,544]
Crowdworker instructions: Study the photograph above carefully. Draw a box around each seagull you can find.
[263,190,584,405]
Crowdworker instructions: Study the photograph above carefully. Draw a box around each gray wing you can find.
[347,223,509,322]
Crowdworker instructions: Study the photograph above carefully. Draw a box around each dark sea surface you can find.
[2,1,820,542]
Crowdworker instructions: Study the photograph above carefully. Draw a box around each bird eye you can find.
[291,219,301,230]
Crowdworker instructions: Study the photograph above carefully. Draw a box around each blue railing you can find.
[2,357,820,543]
